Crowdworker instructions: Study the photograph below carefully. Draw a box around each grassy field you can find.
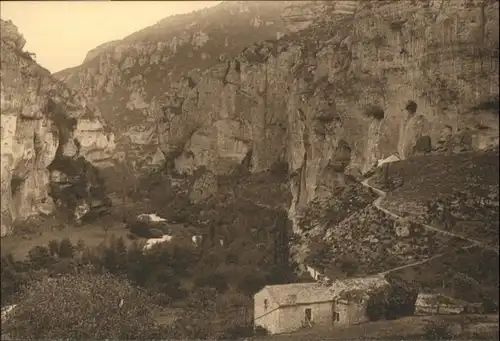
[250,314,499,341]
[0,215,131,260]
[373,150,498,201]
[369,150,499,245]
[387,245,499,304]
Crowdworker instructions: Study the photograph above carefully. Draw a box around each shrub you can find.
[27,246,53,270]
[3,268,164,340]
[58,238,75,258]
[149,228,164,238]
[1,254,29,306]
[366,289,388,321]
[47,239,59,257]
[385,277,419,319]
[254,325,269,336]
[424,320,454,341]
[339,254,359,277]
[128,221,151,238]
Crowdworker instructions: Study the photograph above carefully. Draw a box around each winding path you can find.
[380,244,478,275]
[360,179,499,255]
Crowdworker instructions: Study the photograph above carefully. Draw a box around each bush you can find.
[385,277,419,319]
[1,254,29,306]
[149,228,164,238]
[424,320,454,341]
[220,325,254,339]
[58,238,75,258]
[47,239,59,256]
[3,268,164,340]
[339,254,359,277]
[366,289,388,321]
[27,246,53,270]
[254,325,269,336]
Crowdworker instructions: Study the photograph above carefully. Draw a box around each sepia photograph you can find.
[0,0,498,340]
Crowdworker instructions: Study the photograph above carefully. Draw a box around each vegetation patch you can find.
[370,150,499,245]
[387,245,499,305]
[363,105,385,120]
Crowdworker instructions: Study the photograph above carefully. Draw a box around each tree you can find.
[366,289,388,321]
[27,245,53,270]
[58,238,75,258]
[3,268,164,340]
[306,236,332,270]
[339,254,359,277]
[169,288,218,339]
[385,278,419,319]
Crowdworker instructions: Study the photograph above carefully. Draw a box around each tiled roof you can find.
[265,282,334,306]
[264,275,389,307]
[329,275,389,300]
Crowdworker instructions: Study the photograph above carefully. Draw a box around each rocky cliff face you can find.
[0,20,116,236]
[54,1,291,176]
[56,1,498,227]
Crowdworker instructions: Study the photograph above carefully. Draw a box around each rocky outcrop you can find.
[159,0,498,219]
[57,1,498,228]
[0,20,115,236]
[189,170,218,204]
[54,1,290,177]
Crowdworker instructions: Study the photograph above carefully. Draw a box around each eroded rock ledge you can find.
[153,0,499,223]
[0,20,116,236]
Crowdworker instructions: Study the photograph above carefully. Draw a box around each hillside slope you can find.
[54,1,291,175]
[55,0,499,218]
[125,0,498,222]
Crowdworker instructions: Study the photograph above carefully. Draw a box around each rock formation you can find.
[57,1,498,228]
[0,20,116,236]
[54,1,290,177]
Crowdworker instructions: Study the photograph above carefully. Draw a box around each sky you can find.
[0,1,221,73]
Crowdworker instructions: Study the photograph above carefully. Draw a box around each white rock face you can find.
[377,154,401,167]
[1,304,17,321]
[0,19,116,236]
[137,213,167,222]
[143,235,173,251]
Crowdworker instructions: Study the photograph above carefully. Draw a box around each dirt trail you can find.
[361,179,499,255]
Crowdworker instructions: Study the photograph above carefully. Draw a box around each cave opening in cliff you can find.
[363,105,385,120]
[405,100,418,115]
[10,177,24,197]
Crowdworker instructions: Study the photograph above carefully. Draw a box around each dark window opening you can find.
[335,312,340,322]
[305,308,312,322]
[264,299,268,311]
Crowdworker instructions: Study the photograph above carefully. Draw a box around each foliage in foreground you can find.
[1,232,296,340]
[2,268,164,340]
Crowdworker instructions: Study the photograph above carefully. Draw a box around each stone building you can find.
[254,275,389,334]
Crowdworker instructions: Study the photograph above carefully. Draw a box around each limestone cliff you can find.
[155,0,498,219]
[56,0,498,224]
[0,20,116,236]
[54,1,290,176]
